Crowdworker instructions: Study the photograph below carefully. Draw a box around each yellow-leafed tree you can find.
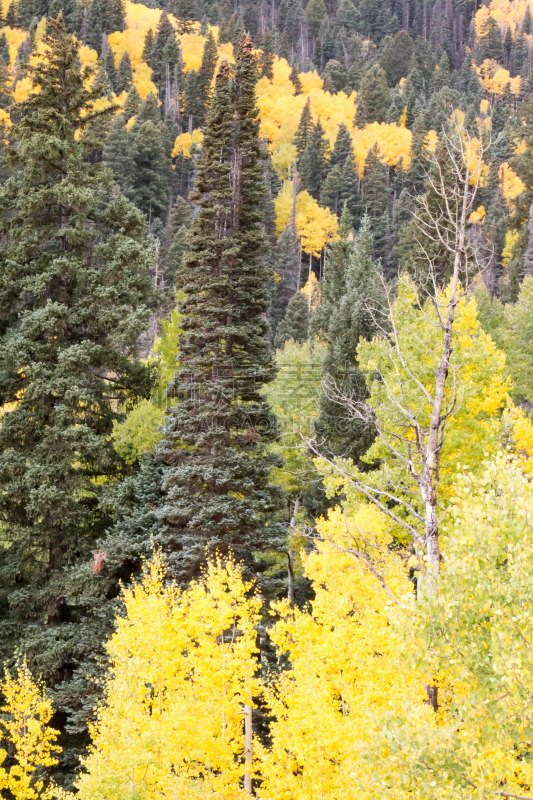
[275,181,337,255]
[0,662,66,800]
[258,502,420,800]
[77,556,261,800]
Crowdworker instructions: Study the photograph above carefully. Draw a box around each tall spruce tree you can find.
[102,112,136,198]
[150,11,176,94]
[0,16,158,781]
[299,118,329,199]
[104,46,117,92]
[259,30,275,79]
[274,290,309,348]
[131,119,171,220]
[330,122,353,168]
[142,27,155,62]
[156,40,286,586]
[123,83,141,120]
[289,63,303,94]
[196,29,218,126]
[354,64,390,126]
[115,49,133,93]
[0,32,10,67]
[362,142,388,259]
[314,212,385,462]
[270,223,301,340]
[294,95,313,160]
[478,14,504,63]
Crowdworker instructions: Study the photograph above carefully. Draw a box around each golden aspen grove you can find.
[3,0,533,796]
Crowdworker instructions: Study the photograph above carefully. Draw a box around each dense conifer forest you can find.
[2,0,533,795]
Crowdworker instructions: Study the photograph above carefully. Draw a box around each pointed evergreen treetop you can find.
[0,16,158,778]
[294,95,313,159]
[155,41,285,587]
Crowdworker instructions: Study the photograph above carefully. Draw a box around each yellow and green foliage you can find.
[76,556,260,800]
[0,662,67,800]
[356,276,509,496]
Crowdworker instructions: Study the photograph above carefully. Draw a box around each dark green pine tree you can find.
[259,30,275,79]
[102,112,136,199]
[184,67,200,125]
[270,223,301,341]
[0,32,10,66]
[86,0,103,52]
[107,0,125,32]
[314,212,385,463]
[478,14,504,63]
[85,0,125,51]
[196,30,218,126]
[289,63,302,94]
[274,290,309,348]
[299,118,329,199]
[104,46,117,92]
[362,142,388,259]
[0,30,12,109]
[354,63,390,126]
[174,0,197,34]
[160,194,193,289]
[407,105,430,195]
[156,39,286,587]
[320,163,343,215]
[379,29,413,86]
[0,60,12,109]
[430,50,450,92]
[142,27,154,62]
[294,95,313,160]
[123,83,141,120]
[0,16,158,781]
[330,122,353,168]
[115,49,133,93]
[398,134,459,286]
[150,11,176,93]
[131,119,171,220]
[339,153,363,229]
[5,1,19,28]
[523,6,532,34]
[134,90,162,126]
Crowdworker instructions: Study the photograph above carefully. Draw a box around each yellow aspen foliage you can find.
[475,0,533,36]
[351,122,412,176]
[469,204,485,224]
[1,26,26,63]
[301,270,320,309]
[477,58,521,95]
[256,58,303,147]
[34,16,46,46]
[299,70,324,92]
[77,555,261,800]
[131,60,158,99]
[172,128,204,157]
[0,662,67,800]
[502,228,519,265]
[499,161,526,205]
[258,503,420,799]
[356,277,510,499]
[274,182,337,255]
[502,401,533,472]
[256,58,356,171]
[271,142,297,178]
[108,28,146,68]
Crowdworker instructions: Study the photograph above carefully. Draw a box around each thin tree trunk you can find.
[244,703,253,795]
[288,497,299,607]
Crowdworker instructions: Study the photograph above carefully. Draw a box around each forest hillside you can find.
[0,0,533,796]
